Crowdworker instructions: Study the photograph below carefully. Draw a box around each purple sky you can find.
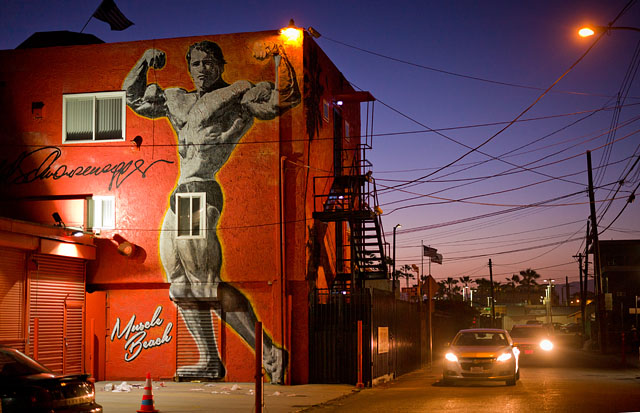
[2,0,639,286]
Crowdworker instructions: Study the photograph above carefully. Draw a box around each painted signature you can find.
[0,146,173,190]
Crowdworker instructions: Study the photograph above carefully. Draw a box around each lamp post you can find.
[392,224,401,294]
[579,25,640,37]
[544,279,555,325]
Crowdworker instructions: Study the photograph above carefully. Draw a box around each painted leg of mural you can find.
[176,301,225,378]
[160,209,192,300]
[217,282,288,384]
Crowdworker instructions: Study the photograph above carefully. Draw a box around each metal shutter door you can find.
[0,247,27,351]
[29,254,85,374]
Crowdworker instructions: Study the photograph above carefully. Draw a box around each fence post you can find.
[357,320,364,388]
[255,322,263,413]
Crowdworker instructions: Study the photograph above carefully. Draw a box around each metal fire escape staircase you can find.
[312,148,389,290]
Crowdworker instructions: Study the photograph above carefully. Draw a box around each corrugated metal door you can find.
[176,304,223,379]
[28,254,85,374]
[64,299,84,374]
[0,247,27,351]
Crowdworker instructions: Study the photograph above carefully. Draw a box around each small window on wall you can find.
[322,99,330,122]
[87,196,115,230]
[344,121,350,141]
[63,91,126,142]
[176,192,206,238]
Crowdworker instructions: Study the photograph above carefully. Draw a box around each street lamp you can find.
[578,25,640,37]
[544,279,555,324]
[392,224,401,294]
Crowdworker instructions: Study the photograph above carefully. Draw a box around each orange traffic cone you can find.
[137,372,159,413]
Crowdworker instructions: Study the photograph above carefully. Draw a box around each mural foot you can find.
[177,362,226,379]
[264,346,288,384]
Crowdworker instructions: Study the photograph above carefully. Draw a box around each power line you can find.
[320,35,638,99]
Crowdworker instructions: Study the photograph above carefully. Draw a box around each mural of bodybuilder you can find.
[123,39,300,383]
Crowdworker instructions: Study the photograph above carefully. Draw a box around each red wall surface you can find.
[0,29,361,383]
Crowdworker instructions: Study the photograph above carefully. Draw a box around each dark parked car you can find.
[0,346,102,412]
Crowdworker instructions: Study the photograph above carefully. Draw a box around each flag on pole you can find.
[431,253,443,265]
[93,0,134,31]
[423,245,437,257]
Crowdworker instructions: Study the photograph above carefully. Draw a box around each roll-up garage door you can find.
[29,254,85,375]
[0,247,27,351]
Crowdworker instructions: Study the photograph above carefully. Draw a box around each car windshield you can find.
[0,348,51,377]
[510,328,547,338]
[453,332,508,346]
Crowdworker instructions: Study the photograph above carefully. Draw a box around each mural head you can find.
[187,41,227,94]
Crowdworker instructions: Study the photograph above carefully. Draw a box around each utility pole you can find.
[566,276,570,307]
[489,259,495,327]
[574,253,586,340]
[584,222,590,342]
[587,150,606,352]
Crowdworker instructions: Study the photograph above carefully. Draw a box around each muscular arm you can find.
[122,49,168,118]
[242,44,301,120]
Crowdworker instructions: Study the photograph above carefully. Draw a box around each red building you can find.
[0,28,386,384]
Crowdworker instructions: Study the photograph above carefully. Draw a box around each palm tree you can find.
[398,264,414,289]
[505,274,520,290]
[444,277,459,299]
[519,268,541,304]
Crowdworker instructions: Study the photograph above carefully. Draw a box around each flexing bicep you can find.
[126,83,168,118]
[242,81,278,120]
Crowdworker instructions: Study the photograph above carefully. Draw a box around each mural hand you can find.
[252,41,281,61]
[144,49,166,70]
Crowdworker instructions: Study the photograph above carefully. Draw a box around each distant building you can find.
[598,240,640,331]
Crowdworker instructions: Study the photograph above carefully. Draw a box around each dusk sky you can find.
[2,0,639,287]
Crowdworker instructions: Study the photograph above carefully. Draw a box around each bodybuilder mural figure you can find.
[123,40,300,383]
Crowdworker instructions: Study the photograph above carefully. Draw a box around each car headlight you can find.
[539,339,553,351]
[445,352,458,362]
[496,352,513,362]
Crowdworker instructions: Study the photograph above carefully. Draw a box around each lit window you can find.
[63,91,126,142]
[87,196,115,230]
[176,192,206,238]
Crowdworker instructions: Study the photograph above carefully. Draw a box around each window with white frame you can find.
[86,196,115,230]
[63,91,126,142]
[176,192,206,238]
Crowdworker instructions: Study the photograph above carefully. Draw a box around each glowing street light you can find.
[578,25,640,37]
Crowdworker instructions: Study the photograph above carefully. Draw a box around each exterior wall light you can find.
[280,19,302,44]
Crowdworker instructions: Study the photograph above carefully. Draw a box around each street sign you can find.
[424,275,439,298]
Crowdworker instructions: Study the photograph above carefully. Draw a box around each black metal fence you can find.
[309,288,422,385]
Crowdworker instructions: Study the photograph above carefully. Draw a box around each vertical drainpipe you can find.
[279,155,287,382]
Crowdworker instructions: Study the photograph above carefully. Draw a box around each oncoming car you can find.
[0,346,102,412]
[443,328,520,386]
[509,324,555,361]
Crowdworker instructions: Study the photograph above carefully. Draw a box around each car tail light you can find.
[27,386,52,407]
